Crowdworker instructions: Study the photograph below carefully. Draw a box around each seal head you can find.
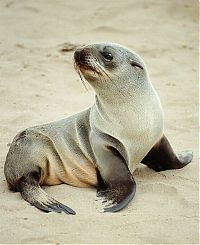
[74,43,147,93]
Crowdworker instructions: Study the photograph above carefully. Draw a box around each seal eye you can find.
[130,60,143,70]
[101,52,113,62]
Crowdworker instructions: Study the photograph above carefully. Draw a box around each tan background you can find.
[0,0,198,244]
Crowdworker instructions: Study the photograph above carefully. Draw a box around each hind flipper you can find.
[23,190,76,215]
[26,193,76,215]
[141,134,193,172]
[19,172,76,215]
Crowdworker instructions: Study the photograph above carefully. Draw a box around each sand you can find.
[0,0,199,244]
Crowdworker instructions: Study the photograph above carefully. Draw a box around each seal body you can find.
[5,109,97,188]
[4,42,193,214]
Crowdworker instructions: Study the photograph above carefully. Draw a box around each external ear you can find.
[130,59,143,69]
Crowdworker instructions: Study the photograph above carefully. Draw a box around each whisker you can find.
[97,64,112,81]
[74,61,89,91]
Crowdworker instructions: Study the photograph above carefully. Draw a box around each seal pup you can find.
[4,42,193,214]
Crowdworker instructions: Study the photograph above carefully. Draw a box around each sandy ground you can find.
[0,0,199,244]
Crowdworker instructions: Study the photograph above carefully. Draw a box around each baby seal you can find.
[4,42,193,214]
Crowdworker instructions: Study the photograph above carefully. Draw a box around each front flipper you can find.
[91,134,136,213]
[96,168,136,212]
[141,134,193,172]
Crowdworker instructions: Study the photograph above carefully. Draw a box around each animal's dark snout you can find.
[74,48,82,63]
[74,48,90,65]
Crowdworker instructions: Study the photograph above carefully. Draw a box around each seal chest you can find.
[4,42,193,214]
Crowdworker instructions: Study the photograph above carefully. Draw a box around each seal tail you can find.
[18,172,76,215]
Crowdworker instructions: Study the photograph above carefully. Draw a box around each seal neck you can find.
[93,78,161,127]
[94,78,155,108]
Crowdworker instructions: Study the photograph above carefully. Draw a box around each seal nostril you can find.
[74,48,83,62]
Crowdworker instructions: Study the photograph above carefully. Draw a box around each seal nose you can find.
[74,48,90,65]
[74,48,82,62]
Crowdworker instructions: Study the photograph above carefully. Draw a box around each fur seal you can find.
[4,42,193,214]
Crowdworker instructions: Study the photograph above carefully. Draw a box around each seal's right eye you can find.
[101,52,113,62]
